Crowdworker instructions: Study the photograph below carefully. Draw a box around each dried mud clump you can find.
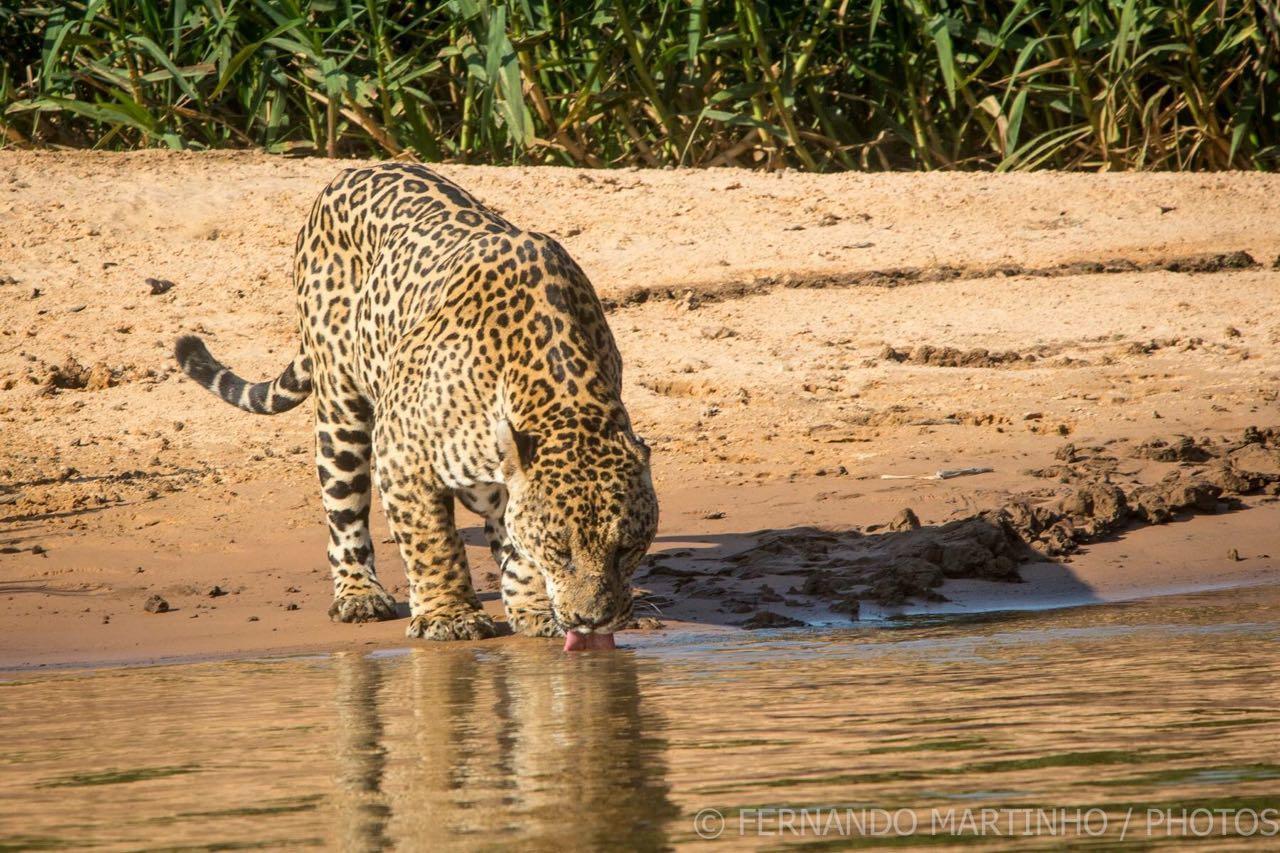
[1160,250,1257,273]
[1122,336,1214,357]
[1132,436,1213,463]
[1024,442,1119,482]
[888,507,921,531]
[1001,427,1280,557]
[38,356,130,394]
[879,344,1040,368]
[836,407,1011,429]
[996,485,1131,558]
[146,277,176,295]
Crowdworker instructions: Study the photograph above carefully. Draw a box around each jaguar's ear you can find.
[496,419,539,480]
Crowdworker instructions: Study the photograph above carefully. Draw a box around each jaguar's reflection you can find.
[331,646,674,850]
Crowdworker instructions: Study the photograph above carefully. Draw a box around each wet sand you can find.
[2,151,1279,670]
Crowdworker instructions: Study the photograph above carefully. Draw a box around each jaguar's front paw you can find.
[507,609,563,638]
[329,588,398,623]
[406,608,498,641]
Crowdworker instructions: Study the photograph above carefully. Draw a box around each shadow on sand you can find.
[630,519,1105,628]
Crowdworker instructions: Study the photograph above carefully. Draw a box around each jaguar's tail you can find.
[174,335,312,415]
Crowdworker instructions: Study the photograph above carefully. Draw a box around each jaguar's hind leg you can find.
[316,397,396,623]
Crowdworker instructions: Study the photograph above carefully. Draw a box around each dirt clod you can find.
[888,508,921,531]
[1162,251,1257,273]
[1134,436,1213,463]
[40,356,124,393]
[880,345,1029,368]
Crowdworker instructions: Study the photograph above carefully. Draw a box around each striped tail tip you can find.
[174,335,312,415]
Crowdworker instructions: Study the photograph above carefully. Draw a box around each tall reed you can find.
[2,1,1276,170]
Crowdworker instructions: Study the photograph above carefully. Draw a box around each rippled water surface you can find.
[4,585,1280,850]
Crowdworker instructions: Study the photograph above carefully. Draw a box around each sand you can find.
[1,150,1279,670]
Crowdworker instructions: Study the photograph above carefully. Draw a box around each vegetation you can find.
[2,1,1277,171]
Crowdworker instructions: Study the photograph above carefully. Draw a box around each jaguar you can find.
[175,163,657,650]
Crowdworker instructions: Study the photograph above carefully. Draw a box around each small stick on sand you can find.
[880,467,994,481]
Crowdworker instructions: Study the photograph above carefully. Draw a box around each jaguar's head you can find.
[496,418,658,649]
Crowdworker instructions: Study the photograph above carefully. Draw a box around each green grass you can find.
[1,1,1276,171]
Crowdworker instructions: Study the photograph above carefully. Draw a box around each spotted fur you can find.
[176,164,658,640]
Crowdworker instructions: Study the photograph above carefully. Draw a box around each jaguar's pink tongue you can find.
[563,631,616,652]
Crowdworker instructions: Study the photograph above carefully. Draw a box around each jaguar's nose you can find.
[558,612,614,632]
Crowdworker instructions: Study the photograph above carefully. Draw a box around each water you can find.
[4,585,1280,850]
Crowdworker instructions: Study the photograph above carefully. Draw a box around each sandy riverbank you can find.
[2,151,1278,670]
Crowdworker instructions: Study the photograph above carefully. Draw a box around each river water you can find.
[4,584,1279,849]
